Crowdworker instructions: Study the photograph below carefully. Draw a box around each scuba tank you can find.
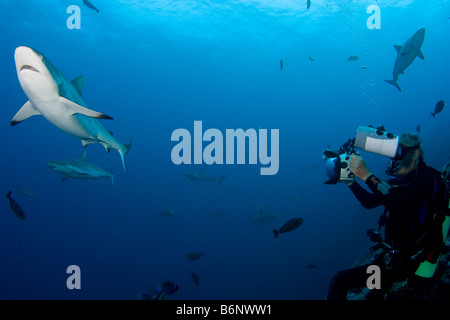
[414,161,450,278]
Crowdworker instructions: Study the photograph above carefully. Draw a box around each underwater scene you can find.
[1,0,449,300]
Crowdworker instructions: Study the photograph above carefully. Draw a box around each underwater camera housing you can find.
[323,126,399,184]
[354,126,399,158]
[323,139,357,184]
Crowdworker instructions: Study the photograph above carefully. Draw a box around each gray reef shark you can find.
[246,209,276,226]
[186,170,227,184]
[11,46,131,171]
[385,28,425,92]
[15,186,39,200]
[47,150,114,183]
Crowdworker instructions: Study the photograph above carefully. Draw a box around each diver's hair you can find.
[399,133,424,160]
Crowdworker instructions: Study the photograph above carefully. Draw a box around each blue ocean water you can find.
[0,0,449,300]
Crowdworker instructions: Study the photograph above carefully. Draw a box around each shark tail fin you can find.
[218,175,227,185]
[119,140,132,172]
[246,212,256,225]
[384,79,401,92]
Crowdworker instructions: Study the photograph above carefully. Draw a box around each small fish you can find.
[82,0,99,13]
[305,264,317,269]
[15,186,39,200]
[280,59,283,70]
[273,217,303,238]
[149,281,179,300]
[431,100,444,117]
[362,65,367,69]
[6,191,26,220]
[209,209,226,218]
[160,206,179,219]
[307,0,311,9]
[187,251,205,261]
[191,272,201,285]
[347,55,359,61]
[308,56,316,61]
[416,125,422,133]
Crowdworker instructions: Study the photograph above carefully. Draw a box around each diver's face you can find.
[394,149,420,176]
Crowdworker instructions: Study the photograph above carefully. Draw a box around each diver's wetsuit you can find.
[327,160,439,300]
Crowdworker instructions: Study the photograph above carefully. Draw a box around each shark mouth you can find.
[20,65,39,72]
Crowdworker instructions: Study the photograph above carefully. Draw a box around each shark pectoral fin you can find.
[97,142,111,153]
[59,97,114,120]
[71,76,87,96]
[394,45,402,54]
[417,50,425,60]
[82,139,95,148]
[10,101,42,126]
[218,175,227,185]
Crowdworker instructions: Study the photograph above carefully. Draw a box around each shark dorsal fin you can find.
[394,45,402,54]
[71,76,87,96]
[79,150,88,161]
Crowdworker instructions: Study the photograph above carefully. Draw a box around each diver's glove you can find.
[383,249,402,271]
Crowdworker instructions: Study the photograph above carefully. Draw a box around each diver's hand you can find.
[349,155,372,181]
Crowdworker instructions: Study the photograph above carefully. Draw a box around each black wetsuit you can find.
[327,160,439,300]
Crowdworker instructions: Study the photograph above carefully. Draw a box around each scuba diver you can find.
[324,127,449,300]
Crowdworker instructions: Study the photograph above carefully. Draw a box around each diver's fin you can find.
[10,101,42,126]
